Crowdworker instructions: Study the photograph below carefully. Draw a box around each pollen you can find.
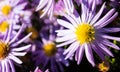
[0,21,9,33]
[43,42,57,56]
[98,61,110,72]
[2,5,12,15]
[75,23,95,45]
[0,40,9,60]
[26,27,39,40]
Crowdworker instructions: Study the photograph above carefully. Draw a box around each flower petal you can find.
[12,44,31,51]
[97,42,114,57]
[96,12,118,29]
[8,60,15,72]
[11,52,26,56]
[90,3,106,24]
[84,43,95,66]
[9,54,22,64]
[65,41,79,60]
[77,45,84,64]
[99,28,120,33]
[92,43,105,60]
[12,32,32,47]
[101,34,120,41]
[57,39,76,47]
[94,8,116,27]
[56,34,75,42]
[102,40,120,50]
[57,19,74,30]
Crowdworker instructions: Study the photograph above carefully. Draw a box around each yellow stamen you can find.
[39,10,44,15]
[43,42,57,56]
[0,40,9,60]
[2,5,12,15]
[98,61,110,72]
[0,21,9,33]
[26,27,39,40]
[75,23,95,44]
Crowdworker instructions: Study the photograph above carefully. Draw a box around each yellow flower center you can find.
[0,21,9,33]
[75,23,95,44]
[2,5,12,15]
[26,27,39,40]
[98,61,109,72]
[43,42,57,56]
[0,40,9,60]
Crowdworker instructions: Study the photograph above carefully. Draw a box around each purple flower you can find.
[0,23,32,72]
[0,0,29,24]
[33,26,69,72]
[56,0,119,66]
[0,18,21,36]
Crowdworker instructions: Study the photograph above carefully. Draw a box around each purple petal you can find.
[43,58,49,68]
[12,44,31,51]
[61,13,79,27]
[96,12,118,29]
[5,22,13,43]
[14,2,27,10]
[63,42,77,55]
[48,1,54,20]
[1,61,5,72]
[10,24,25,44]
[102,40,120,50]
[97,42,114,57]
[56,29,73,36]
[56,34,75,42]
[11,52,26,56]
[8,60,15,72]
[84,43,95,66]
[65,41,79,59]
[92,43,105,60]
[91,0,96,13]
[36,0,48,11]
[12,32,32,47]
[10,0,19,6]
[57,19,74,30]
[57,62,64,72]
[101,34,120,41]
[75,47,79,61]
[4,60,10,72]
[63,0,74,14]
[94,8,116,27]
[9,54,22,64]
[81,0,88,22]
[51,58,56,72]
[57,39,76,47]
[40,0,53,18]
[90,3,106,24]
[77,45,84,64]
[99,28,120,33]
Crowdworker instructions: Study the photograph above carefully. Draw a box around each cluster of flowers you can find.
[0,0,120,72]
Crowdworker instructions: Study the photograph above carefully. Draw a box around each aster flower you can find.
[36,0,74,20]
[56,0,119,66]
[0,18,21,36]
[33,26,69,72]
[0,23,32,72]
[0,0,28,24]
